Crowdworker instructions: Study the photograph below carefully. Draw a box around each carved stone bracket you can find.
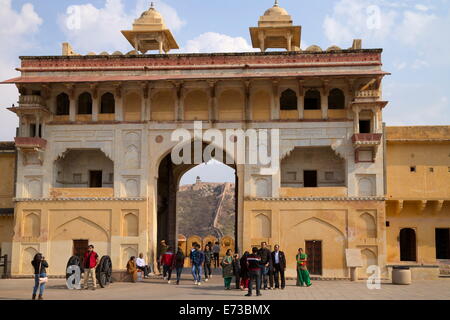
[396,200,404,215]
[418,200,427,212]
[435,200,445,213]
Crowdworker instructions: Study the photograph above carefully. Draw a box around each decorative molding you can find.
[246,197,386,201]
[14,197,146,202]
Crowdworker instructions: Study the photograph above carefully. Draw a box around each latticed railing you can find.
[355,89,380,98]
[19,95,46,107]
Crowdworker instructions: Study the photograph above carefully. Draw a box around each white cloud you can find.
[323,0,397,46]
[183,32,257,53]
[0,0,43,141]
[396,10,437,45]
[59,0,185,54]
[322,0,443,47]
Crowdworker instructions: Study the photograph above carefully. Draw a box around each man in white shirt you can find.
[136,253,150,279]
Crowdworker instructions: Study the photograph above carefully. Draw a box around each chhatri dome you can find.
[250,0,301,52]
[121,2,179,54]
[263,0,289,17]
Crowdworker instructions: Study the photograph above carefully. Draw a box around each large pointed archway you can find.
[156,140,239,256]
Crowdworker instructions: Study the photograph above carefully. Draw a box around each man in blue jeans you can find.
[190,244,205,285]
[258,241,273,290]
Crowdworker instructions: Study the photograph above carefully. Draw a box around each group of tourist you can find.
[30,241,312,299]
[30,244,100,300]
[157,240,312,297]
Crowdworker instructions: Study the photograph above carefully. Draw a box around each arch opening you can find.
[56,93,70,115]
[157,141,238,259]
[77,92,92,115]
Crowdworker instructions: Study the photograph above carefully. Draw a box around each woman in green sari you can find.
[296,248,312,287]
[221,249,234,290]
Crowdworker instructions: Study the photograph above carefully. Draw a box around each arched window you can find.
[280,89,297,110]
[100,92,115,114]
[77,92,92,115]
[56,93,70,115]
[400,228,417,261]
[304,90,321,110]
[328,88,345,109]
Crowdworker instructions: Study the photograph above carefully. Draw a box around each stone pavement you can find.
[0,272,449,300]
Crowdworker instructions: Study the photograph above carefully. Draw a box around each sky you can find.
[0,0,449,184]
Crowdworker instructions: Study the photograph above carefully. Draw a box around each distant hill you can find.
[177,180,235,238]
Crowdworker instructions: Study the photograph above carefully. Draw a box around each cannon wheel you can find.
[66,255,83,280]
[96,256,112,288]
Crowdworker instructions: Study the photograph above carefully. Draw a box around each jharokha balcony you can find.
[352,133,382,147]
[14,137,47,151]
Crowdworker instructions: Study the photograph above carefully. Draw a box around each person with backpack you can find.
[31,253,48,300]
[246,247,262,297]
[175,247,185,285]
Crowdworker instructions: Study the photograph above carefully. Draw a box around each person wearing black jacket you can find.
[239,251,249,290]
[271,245,287,289]
[175,247,185,285]
[31,253,48,300]
[258,242,273,290]
[245,247,262,297]
[232,253,241,289]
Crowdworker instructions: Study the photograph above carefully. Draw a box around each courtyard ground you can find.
[0,270,449,300]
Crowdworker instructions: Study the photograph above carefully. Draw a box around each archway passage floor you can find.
[0,272,449,300]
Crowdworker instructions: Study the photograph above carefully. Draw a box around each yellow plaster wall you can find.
[218,89,245,121]
[0,153,15,209]
[386,201,450,264]
[98,114,115,121]
[152,90,175,121]
[303,110,322,120]
[386,141,450,200]
[50,188,114,199]
[11,199,149,275]
[280,187,348,198]
[124,92,142,121]
[280,110,299,120]
[251,91,271,121]
[52,115,70,123]
[243,200,386,279]
[328,109,347,119]
[184,90,209,121]
[75,115,92,122]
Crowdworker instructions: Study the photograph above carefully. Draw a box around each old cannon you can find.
[66,255,112,288]
[96,256,113,288]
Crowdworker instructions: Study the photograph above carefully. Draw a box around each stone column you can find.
[272,80,280,120]
[35,115,41,137]
[207,82,217,122]
[146,86,153,121]
[321,81,329,120]
[297,80,305,120]
[286,33,292,51]
[259,31,265,52]
[174,82,184,121]
[92,95,99,122]
[69,95,76,122]
[115,86,123,122]
[244,80,251,121]
[353,106,360,134]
